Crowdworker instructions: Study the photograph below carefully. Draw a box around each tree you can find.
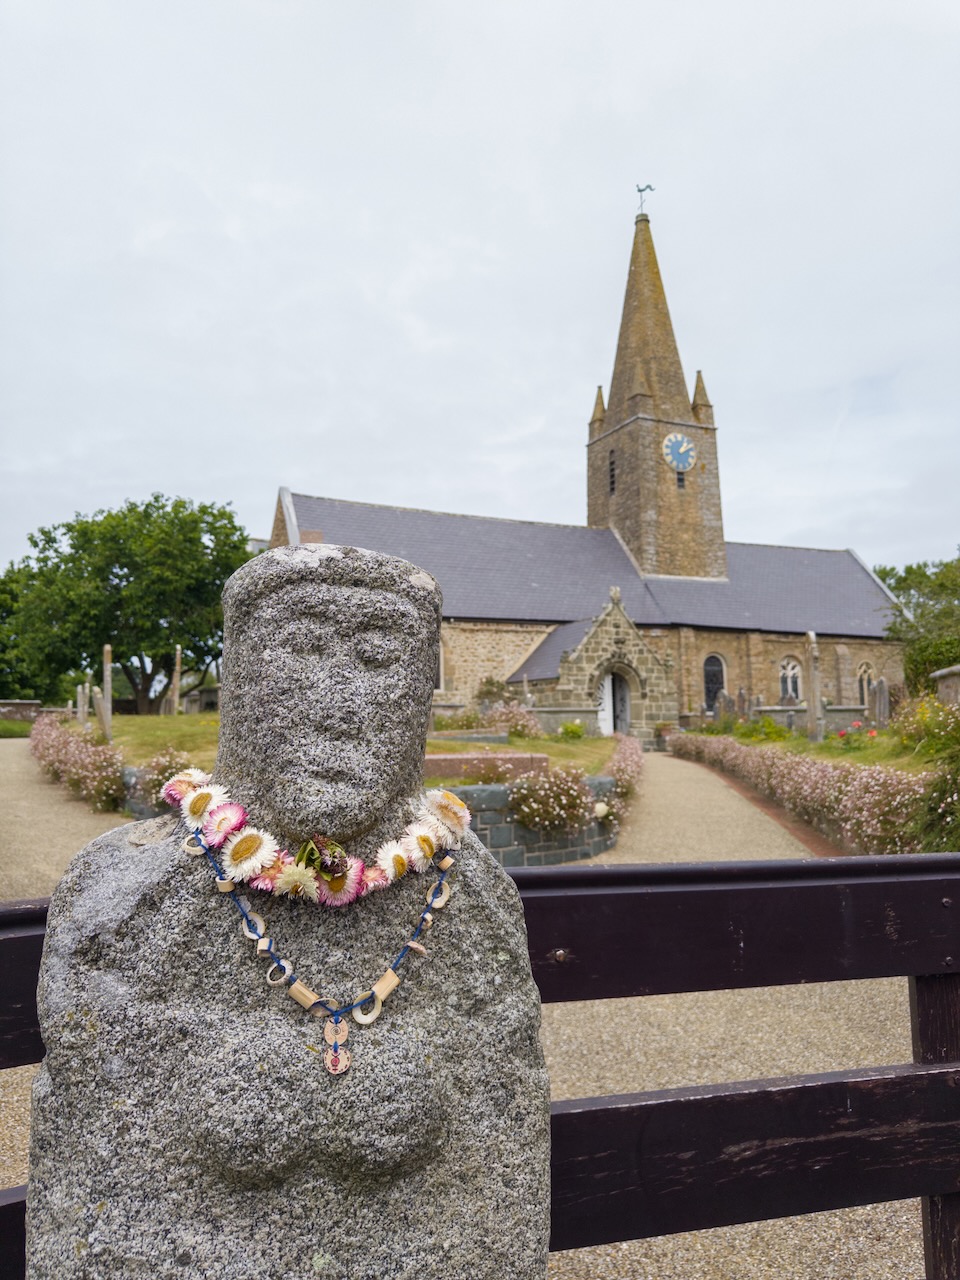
[16,495,252,713]
[875,553,960,695]
[0,561,66,701]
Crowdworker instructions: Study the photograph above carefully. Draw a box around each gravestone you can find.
[870,675,890,729]
[716,689,736,718]
[28,544,551,1280]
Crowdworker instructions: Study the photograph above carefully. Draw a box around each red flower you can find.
[838,729,847,737]
[868,729,877,737]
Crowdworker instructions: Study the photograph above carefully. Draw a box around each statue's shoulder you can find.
[46,814,182,940]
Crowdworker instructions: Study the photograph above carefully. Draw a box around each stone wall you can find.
[423,752,549,780]
[454,776,618,867]
[0,699,42,721]
[438,619,551,708]
[661,628,903,714]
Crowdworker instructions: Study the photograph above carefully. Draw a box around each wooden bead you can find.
[288,980,321,1010]
[256,937,273,957]
[215,878,236,893]
[435,854,455,872]
[426,880,451,909]
[352,990,383,1025]
[240,912,265,941]
[422,912,434,929]
[372,969,401,1002]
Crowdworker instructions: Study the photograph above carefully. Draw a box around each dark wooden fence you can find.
[4,854,960,1277]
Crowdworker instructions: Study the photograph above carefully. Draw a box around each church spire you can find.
[692,369,714,426]
[606,214,692,425]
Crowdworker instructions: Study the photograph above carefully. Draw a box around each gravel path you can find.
[544,752,921,1279]
[0,740,131,901]
[0,743,923,1276]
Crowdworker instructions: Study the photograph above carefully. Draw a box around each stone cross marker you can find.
[28,544,551,1279]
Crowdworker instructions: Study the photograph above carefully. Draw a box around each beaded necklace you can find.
[165,770,470,1075]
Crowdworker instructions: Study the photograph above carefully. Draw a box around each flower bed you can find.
[669,732,933,855]
[30,714,125,812]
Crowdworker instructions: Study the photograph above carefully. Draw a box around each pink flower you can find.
[359,864,390,897]
[250,850,293,891]
[852,721,863,730]
[838,730,847,737]
[161,769,211,806]
[868,729,877,738]
[316,856,364,907]
[202,802,247,849]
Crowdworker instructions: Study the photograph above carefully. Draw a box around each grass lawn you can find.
[110,714,221,772]
[744,731,937,773]
[106,716,619,783]
[0,720,32,738]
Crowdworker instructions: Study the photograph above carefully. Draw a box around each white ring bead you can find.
[352,990,383,1026]
[265,959,293,987]
[241,912,266,941]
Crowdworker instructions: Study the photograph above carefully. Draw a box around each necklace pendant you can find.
[324,1045,352,1075]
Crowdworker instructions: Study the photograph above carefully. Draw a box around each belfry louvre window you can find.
[608,450,616,495]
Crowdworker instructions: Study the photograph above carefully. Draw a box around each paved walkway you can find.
[544,752,920,1279]
[0,743,921,1277]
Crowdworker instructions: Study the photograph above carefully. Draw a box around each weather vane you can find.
[636,183,655,214]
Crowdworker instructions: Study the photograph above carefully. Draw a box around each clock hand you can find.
[679,442,693,453]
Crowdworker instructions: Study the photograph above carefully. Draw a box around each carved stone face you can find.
[215,545,441,847]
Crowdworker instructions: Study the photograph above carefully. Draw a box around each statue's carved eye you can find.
[355,632,403,669]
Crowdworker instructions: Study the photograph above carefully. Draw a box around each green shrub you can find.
[733,715,791,743]
[559,720,585,740]
[434,709,483,731]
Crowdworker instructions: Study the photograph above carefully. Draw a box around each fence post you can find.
[910,971,960,1278]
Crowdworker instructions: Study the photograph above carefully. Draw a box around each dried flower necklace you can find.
[164,770,470,1075]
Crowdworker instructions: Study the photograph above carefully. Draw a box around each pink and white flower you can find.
[375,840,409,883]
[221,826,280,881]
[202,802,247,849]
[250,850,294,892]
[360,864,390,896]
[422,789,471,838]
[180,783,229,827]
[162,769,211,807]
[316,856,364,907]
[401,822,438,873]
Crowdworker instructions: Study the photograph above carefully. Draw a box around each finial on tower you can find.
[636,183,655,215]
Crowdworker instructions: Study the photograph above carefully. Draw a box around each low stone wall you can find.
[121,770,620,866]
[0,700,42,721]
[424,752,549,781]
[451,776,618,868]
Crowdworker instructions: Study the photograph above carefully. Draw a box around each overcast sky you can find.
[1,0,958,575]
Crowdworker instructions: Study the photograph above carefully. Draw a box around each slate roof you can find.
[508,620,596,684]
[287,492,895,640]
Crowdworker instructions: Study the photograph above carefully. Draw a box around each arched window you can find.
[857,661,875,707]
[435,642,445,692]
[779,657,802,702]
[703,655,725,711]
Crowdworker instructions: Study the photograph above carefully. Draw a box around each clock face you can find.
[662,431,697,471]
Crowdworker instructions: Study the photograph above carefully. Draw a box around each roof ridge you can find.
[290,492,606,534]
[725,540,853,555]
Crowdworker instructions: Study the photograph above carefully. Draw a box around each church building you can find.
[268,214,902,739]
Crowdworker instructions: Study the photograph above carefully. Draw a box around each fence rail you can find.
[4,855,960,1278]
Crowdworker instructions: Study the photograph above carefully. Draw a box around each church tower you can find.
[587,214,727,579]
